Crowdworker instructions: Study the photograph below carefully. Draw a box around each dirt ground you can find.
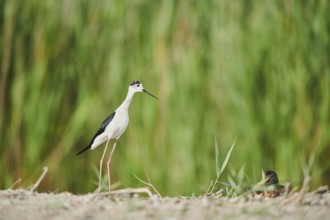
[0,187,329,220]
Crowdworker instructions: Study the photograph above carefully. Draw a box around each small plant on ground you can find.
[206,135,237,196]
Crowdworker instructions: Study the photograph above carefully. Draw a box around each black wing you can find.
[75,112,116,156]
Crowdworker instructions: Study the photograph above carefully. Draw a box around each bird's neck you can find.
[118,89,135,111]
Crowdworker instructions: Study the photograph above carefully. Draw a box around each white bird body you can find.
[91,102,130,150]
[105,110,129,140]
[76,80,157,192]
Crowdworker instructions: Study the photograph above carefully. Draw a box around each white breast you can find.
[105,110,129,140]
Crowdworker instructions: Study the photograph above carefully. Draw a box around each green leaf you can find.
[214,133,221,178]
[218,137,237,177]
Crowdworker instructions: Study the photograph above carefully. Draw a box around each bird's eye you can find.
[137,84,140,87]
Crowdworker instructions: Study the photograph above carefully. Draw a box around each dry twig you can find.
[281,175,310,205]
[10,178,22,189]
[133,169,162,198]
[100,187,154,198]
[29,166,48,192]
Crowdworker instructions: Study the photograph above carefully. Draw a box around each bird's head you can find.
[129,80,158,99]
[264,170,279,185]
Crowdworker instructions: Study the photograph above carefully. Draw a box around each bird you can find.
[263,170,285,197]
[252,170,285,197]
[76,80,157,192]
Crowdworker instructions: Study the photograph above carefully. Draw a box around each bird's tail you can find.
[75,144,91,156]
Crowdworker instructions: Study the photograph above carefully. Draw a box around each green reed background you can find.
[1,0,329,195]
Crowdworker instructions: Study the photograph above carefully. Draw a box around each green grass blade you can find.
[214,133,221,178]
[218,137,237,176]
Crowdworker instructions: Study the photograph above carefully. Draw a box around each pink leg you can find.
[107,140,118,191]
[97,138,110,192]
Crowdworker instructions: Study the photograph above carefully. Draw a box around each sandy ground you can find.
[0,188,329,220]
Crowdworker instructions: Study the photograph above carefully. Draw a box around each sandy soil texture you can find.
[0,188,329,220]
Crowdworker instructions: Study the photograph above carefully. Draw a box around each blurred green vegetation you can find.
[1,0,329,196]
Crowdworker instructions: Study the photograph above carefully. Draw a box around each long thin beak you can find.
[143,89,158,99]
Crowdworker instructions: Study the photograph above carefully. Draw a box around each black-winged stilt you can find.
[76,80,157,192]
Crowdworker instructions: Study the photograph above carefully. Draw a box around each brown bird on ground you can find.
[252,170,285,198]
